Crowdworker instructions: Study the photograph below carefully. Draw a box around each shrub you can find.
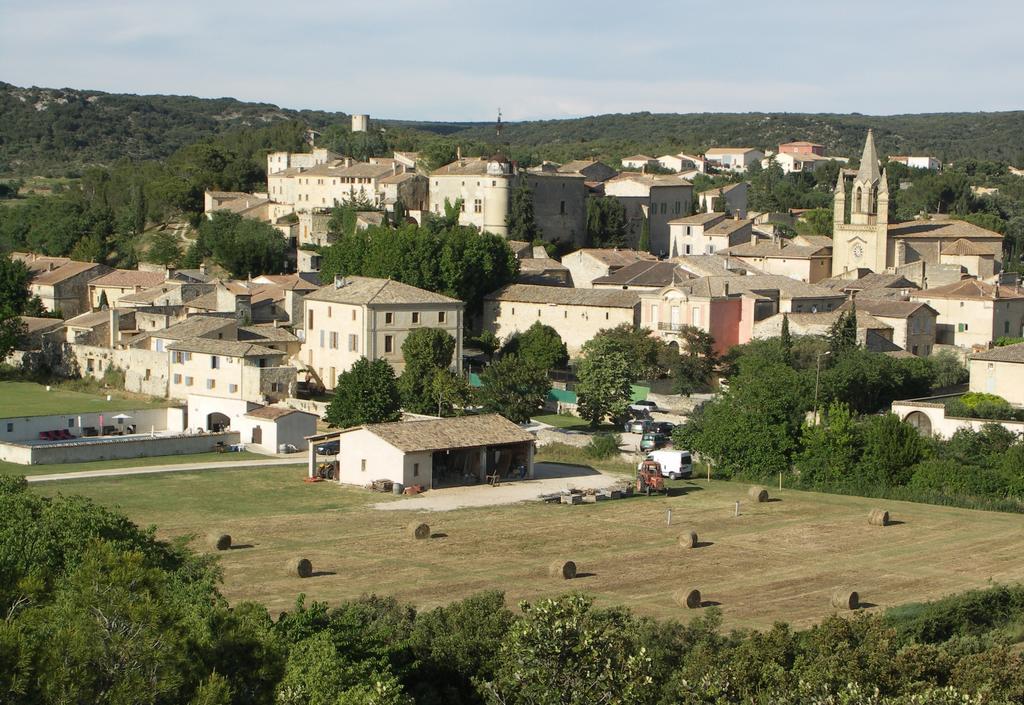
[585,433,622,459]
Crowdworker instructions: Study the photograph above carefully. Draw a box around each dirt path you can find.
[373,462,625,512]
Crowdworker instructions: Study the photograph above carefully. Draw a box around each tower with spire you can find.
[831,129,890,275]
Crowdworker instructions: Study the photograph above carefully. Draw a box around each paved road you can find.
[26,457,305,483]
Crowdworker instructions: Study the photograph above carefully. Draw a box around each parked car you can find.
[315,440,340,456]
[629,400,659,414]
[640,449,693,480]
[628,418,654,434]
[639,432,669,452]
[652,421,675,435]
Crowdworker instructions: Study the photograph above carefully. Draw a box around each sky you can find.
[1,0,1021,122]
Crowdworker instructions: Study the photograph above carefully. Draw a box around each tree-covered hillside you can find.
[0,82,346,174]
[438,111,1024,167]
[3,82,1024,175]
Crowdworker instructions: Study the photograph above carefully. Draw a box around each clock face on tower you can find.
[852,244,864,259]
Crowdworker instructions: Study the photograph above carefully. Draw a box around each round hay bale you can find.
[674,588,702,609]
[286,558,313,579]
[207,533,231,551]
[548,560,577,580]
[831,590,859,610]
[869,509,890,526]
[408,522,430,540]
[679,530,699,548]
[748,486,769,502]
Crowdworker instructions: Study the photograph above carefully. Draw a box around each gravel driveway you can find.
[373,462,625,512]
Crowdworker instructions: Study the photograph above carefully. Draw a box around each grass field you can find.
[0,450,274,477]
[35,459,1024,631]
[0,381,168,417]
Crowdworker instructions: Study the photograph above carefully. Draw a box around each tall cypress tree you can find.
[508,178,539,242]
[780,313,793,364]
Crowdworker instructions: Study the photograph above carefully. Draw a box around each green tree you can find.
[928,350,968,388]
[638,212,651,252]
[325,358,402,428]
[827,306,858,357]
[585,197,627,248]
[796,402,862,487]
[575,340,633,427]
[476,354,549,423]
[500,322,568,373]
[431,369,474,417]
[198,212,288,278]
[0,256,31,360]
[147,231,183,266]
[671,325,719,395]
[481,594,652,705]
[398,328,457,414]
[676,353,809,478]
[508,178,540,242]
[780,313,793,364]
[585,324,664,381]
[860,413,925,487]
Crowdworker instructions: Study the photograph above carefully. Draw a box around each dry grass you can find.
[34,466,1024,631]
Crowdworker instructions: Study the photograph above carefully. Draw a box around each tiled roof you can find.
[565,249,657,267]
[668,212,727,226]
[238,325,300,343]
[940,238,993,256]
[838,299,935,319]
[780,310,892,331]
[592,260,690,288]
[705,147,758,154]
[888,217,1003,240]
[20,316,64,334]
[89,269,167,289]
[912,279,1024,301]
[724,239,829,259]
[970,342,1024,364]
[352,414,534,453]
[245,405,313,420]
[430,158,493,176]
[486,283,640,308]
[167,338,283,357]
[706,218,754,236]
[819,272,918,293]
[519,258,569,272]
[32,261,107,286]
[674,254,762,277]
[307,276,462,306]
[676,274,845,300]
[156,315,236,340]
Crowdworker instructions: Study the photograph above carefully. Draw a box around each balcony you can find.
[658,322,687,333]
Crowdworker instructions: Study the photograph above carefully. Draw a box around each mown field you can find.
[0,380,168,417]
[33,455,1024,631]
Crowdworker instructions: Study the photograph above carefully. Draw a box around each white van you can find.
[640,450,693,480]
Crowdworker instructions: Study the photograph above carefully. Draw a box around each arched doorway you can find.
[206,412,230,432]
[904,411,932,436]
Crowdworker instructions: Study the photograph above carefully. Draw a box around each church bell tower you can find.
[831,129,890,275]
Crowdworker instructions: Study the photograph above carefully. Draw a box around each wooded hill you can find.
[3,81,1023,175]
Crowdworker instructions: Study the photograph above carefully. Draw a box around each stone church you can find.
[831,131,1003,286]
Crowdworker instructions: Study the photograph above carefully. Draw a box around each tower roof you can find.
[855,129,881,185]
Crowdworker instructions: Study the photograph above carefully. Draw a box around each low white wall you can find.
[0,406,185,444]
[0,431,240,465]
[892,399,1024,439]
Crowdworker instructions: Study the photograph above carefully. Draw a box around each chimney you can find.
[199,263,207,275]
[108,309,119,348]
[334,274,348,289]
[456,146,462,160]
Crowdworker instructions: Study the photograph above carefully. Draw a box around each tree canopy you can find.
[324,357,402,428]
